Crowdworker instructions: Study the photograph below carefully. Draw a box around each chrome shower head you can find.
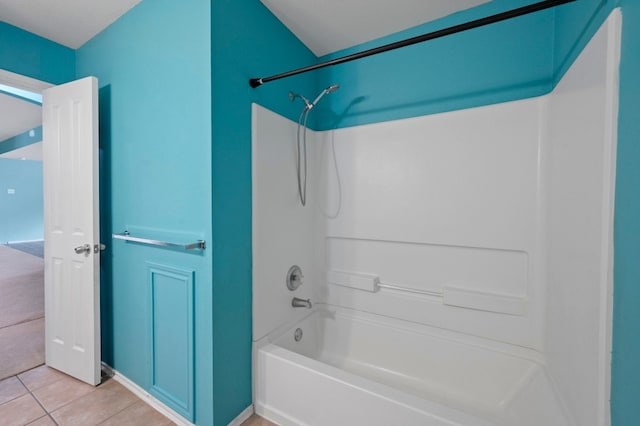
[326,84,340,93]
[311,84,340,108]
[290,84,339,111]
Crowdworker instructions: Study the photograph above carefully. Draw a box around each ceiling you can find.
[1,0,491,55]
[0,0,493,158]
[0,142,42,161]
[260,0,491,56]
[0,93,42,161]
[0,0,142,48]
[0,94,41,141]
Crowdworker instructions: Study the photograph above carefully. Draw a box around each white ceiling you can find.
[0,142,42,161]
[0,94,41,141]
[0,0,142,48]
[1,0,490,56]
[260,0,491,56]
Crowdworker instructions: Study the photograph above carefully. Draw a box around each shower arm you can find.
[249,0,576,88]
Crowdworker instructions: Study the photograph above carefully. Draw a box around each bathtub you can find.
[254,306,568,426]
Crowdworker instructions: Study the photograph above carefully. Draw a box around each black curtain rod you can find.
[249,0,576,88]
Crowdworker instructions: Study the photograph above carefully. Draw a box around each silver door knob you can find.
[74,244,92,254]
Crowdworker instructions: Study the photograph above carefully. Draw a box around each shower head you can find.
[290,84,340,112]
[311,84,340,108]
[326,84,340,93]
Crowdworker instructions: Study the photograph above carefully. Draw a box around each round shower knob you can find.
[287,265,304,291]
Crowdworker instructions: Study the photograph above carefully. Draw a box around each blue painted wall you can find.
[313,0,555,130]
[211,1,316,423]
[76,0,213,423]
[3,0,640,424]
[0,158,43,242]
[0,22,74,84]
[611,2,640,425]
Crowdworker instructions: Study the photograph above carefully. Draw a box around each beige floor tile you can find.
[18,364,66,391]
[0,319,45,381]
[51,378,139,426]
[241,414,278,426]
[32,371,96,412]
[98,400,171,426]
[0,393,46,426]
[26,416,56,426]
[0,376,27,405]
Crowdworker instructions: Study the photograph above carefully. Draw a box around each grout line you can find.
[94,399,140,426]
[0,315,45,331]
[16,374,59,425]
[0,381,28,407]
[18,367,101,419]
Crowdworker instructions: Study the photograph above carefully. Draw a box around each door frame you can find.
[0,68,103,377]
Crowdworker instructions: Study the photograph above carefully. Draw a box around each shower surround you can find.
[251,11,619,426]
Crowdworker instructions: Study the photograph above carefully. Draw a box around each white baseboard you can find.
[102,363,194,426]
[228,404,254,426]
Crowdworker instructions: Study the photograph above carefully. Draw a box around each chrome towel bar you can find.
[113,231,206,250]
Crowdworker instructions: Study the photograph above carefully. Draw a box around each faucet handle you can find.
[287,265,304,291]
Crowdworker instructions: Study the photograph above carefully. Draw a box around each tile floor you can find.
[0,364,279,426]
[0,365,173,426]
[241,415,277,426]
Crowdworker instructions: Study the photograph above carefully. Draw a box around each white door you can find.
[42,76,101,386]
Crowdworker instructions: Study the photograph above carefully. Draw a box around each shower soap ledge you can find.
[328,270,380,292]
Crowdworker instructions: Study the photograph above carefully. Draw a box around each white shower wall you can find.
[252,10,618,425]
[252,106,319,341]
[544,11,619,426]
[314,97,546,349]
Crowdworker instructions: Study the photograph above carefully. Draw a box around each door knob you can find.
[74,244,92,255]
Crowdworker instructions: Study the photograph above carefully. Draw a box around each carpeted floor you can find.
[0,245,45,380]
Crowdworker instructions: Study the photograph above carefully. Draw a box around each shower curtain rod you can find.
[249,0,575,88]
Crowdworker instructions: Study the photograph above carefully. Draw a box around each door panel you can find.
[42,76,100,385]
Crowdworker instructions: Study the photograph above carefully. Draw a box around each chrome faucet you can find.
[292,297,312,309]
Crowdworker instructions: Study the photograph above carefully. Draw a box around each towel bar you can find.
[113,231,205,250]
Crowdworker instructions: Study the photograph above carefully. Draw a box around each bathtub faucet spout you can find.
[292,297,312,309]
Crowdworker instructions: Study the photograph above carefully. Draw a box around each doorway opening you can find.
[0,85,45,380]
[0,70,50,381]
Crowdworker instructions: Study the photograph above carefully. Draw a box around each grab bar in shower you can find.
[113,231,206,250]
[377,283,442,297]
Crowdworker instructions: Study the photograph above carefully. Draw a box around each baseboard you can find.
[228,404,254,426]
[101,363,194,426]
[256,402,298,426]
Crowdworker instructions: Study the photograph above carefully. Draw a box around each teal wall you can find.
[76,0,213,423]
[211,1,316,423]
[3,0,640,424]
[596,2,640,425]
[0,158,43,242]
[313,0,555,130]
[0,22,74,84]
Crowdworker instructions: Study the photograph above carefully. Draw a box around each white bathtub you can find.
[255,306,568,426]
